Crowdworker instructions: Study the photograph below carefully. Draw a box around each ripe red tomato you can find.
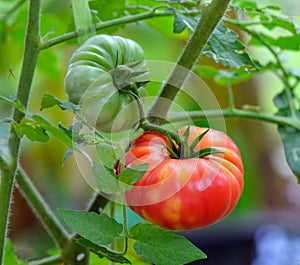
[124,126,244,230]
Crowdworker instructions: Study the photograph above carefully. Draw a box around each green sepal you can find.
[192,147,224,158]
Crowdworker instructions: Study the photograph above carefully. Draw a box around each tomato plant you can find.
[124,126,244,230]
[0,0,300,265]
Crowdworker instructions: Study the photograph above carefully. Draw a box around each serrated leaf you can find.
[97,143,118,168]
[278,126,300,181]
[40,93,78,112]
[118,164,148,185]
[130,223,206,265]
[204,23,255,68]
[76,238,131,264]
[93,162,120,194]
[58,210,122,246]
[250,33,300,51]
[262,15,296,34]
[173,10,195,33]
[196,62,271,85]
[11,117,49,142]
[32,115,73,147]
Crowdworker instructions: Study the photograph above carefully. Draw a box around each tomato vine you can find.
[0,0,300,265]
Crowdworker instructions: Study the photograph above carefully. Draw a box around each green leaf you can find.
[0,95,25,113]
[262,15,297,34]
[32,115,73,147]
[278,126,300,181]
[40,93,79,112]
[11,117,49,142]
[274,91,289,110]
[118,164,148,185]
[93,162,120,194]
[96,143,119,168]
[89,0,126,33]
[76,238,131,264]
[196,62,272,85]
[130,223,206,265]
[58,210,123,246]
[250,33,300,51]
[204,23,255,68]
[173,10,195,34]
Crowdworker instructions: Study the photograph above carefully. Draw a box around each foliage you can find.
[0,0,300,265]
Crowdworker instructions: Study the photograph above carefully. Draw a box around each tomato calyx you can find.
[110,61,149,90]
[165,127,224,160]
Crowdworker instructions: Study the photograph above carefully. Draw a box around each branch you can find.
[147,0,231,123]
[167,108,300,130]
[39,8,197,50]
[0,0,41,263]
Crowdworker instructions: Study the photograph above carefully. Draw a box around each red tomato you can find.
[124,126,244,231]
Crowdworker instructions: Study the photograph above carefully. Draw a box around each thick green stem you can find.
[15,167,71,248]
[148,0,231,122]
[0,1,41,263]
[140,120,184,147]
[167,108,300,130]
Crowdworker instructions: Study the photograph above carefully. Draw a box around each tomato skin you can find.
[124,126,244,231]
[64,34,148,132]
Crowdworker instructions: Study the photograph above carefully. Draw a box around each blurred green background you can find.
[1,0,300,264]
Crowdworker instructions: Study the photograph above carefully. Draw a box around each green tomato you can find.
[64,34,148,132]
[82,76,139,132]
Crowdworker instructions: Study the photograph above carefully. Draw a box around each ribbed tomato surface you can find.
[124,126,244,230]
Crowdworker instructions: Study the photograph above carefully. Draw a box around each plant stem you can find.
[39,8,199,50]
[147,0,231,123]
[167,108,300,130]
[140,120,184,146]
[0,0,41,263]
[15,167,71,248]
[121,204,129,255]
[227,80,235,111]
[28,254,63,265]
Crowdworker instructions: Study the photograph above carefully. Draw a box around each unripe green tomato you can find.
[64,34,148,132]
[82,76,139,132]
